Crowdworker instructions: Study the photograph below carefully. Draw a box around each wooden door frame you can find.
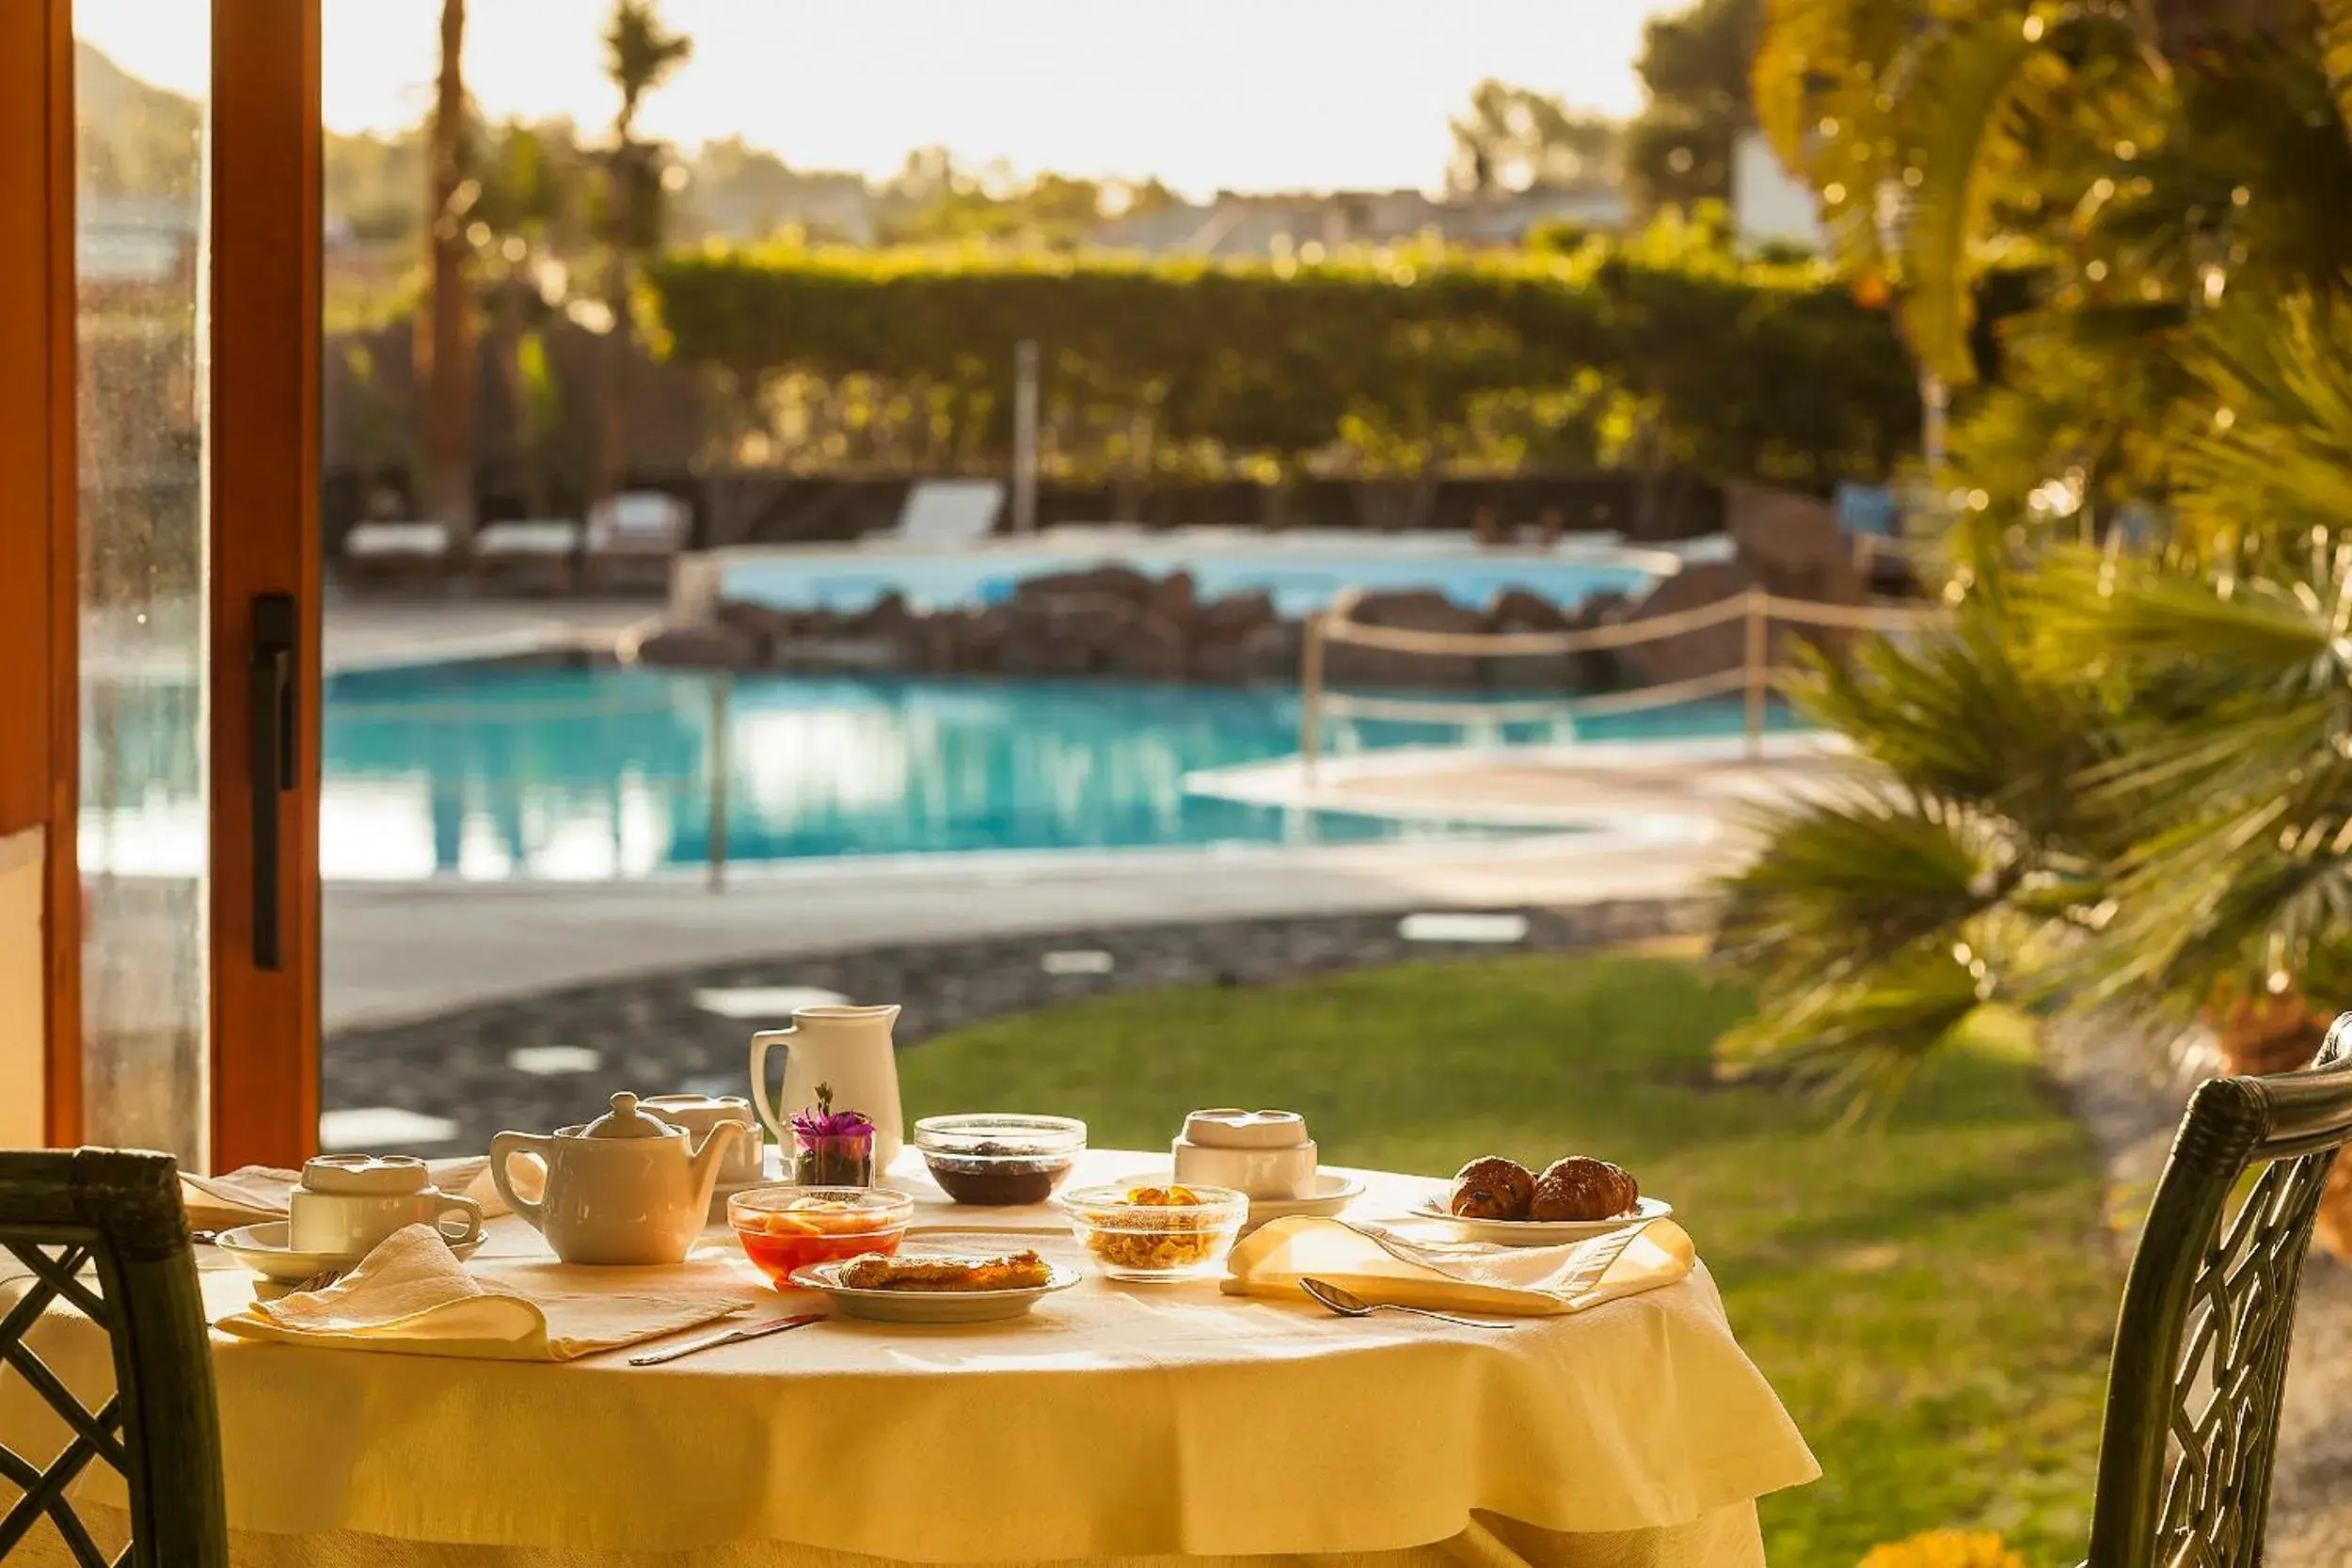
[0,1,323,1164]
[0,0,80,1148]
[211,0,325,1170]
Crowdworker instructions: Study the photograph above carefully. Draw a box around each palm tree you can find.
[592,0,691,505]
[1724,0,2352,1119]
[474,120,580,517]
[417,0,475,534]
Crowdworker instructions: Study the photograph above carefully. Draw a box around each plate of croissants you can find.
[1411,1155,1669,1244]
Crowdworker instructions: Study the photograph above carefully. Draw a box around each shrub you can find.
[641,224,1917,490]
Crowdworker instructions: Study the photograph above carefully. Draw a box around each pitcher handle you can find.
[748,1027,797,1145]
[488,1132,549,1232]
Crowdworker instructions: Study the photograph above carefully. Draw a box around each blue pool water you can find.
[291,662,1789,881]
[716,542,1668,618]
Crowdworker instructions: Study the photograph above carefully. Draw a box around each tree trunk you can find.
[596,247,631,505]
[492,280,547,519]
[417,0,475,535]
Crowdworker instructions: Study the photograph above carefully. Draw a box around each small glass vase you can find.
[795,1132,875,1187]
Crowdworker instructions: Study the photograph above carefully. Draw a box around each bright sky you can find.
[78,0,1679,196]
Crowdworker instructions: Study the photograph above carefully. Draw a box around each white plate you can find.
[214,1222,484,1284]
[1406,1195,1673,1245]
[789,1257,1081,1323]
[1244,1173,1367,1231]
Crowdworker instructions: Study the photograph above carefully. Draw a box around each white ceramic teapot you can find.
[491,1092,744,1265]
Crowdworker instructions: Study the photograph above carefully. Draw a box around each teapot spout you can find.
[686,1119,748,1210]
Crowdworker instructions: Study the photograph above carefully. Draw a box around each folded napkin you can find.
[1222,1215,1694,1317]
[213,1225,753,1361]
[183,1159,509,1231]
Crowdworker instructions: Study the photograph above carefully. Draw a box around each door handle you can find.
[248,593,296,971]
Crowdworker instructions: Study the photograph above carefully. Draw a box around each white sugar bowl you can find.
[1171,1109,1317,1199]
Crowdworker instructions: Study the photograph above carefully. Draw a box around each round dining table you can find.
[4,1148,1817,1568]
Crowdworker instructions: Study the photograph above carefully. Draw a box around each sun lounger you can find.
[886,479,1003,546]
[583,490,692,593]
[342,520,452,590]
[471,518,581,595]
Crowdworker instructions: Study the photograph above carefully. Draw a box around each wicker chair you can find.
[2083,1012,2352,1566]
[0,1148,225,1567]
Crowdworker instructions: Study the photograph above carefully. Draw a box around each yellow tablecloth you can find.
[0,1150,1817,1567]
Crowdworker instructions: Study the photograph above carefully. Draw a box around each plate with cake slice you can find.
[789,1247,1082,1323]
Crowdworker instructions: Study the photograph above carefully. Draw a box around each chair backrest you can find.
[2085,1013,2352,1567]
[0,1148,225,1568]
[890,480,1003,546]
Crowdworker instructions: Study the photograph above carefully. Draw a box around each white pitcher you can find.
[750,1004,905,1171]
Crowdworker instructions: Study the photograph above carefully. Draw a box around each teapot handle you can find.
[488,1132,550,1232]
[747,1027,798,1145]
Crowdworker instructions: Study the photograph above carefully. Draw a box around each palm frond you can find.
[1752,0,1913,168]
[1792,594,2117,848]
[1718,937,1994,1115]
[1717,787,2012,982]
[2168,294,2352,550]
[2025,541,2352,831]
[1894,17,2071,385]
[2312,0,2352,151]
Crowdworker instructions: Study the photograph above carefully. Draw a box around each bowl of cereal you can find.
[1058,1182,1248,1282]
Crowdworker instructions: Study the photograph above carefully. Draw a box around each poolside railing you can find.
[1297,587,1939,775]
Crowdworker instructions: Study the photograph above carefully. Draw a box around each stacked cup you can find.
[1170,1109,1316,1199]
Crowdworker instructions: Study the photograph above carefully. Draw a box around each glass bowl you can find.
[914,1114,1088,1206]
[727,1185,913,1288]
[1058,1181,1248,1282]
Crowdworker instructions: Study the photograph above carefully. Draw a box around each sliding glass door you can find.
[72,0,213,1161]
[0,0,322,1170]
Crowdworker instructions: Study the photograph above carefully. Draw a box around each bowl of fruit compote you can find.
[727,1185,912,1287]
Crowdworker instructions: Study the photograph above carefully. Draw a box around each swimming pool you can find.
[74,660,1791,880]
[311,663,1794,879]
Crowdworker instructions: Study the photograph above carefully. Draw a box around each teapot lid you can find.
[576,1092,681,1140]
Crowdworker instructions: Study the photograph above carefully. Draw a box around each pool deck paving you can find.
[324,826,1757,1030]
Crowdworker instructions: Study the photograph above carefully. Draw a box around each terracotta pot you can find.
[2209,991,2331,1078]
[2207,990,2352,1258]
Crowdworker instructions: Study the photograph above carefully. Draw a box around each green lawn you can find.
[900,953,2119,1568]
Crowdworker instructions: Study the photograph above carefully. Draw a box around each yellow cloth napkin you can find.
[1222,1215,1695,1317]
[213,1225,753,1361]
[183,1159,510,1230]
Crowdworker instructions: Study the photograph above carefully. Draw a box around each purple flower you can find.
[791,1081,875,1142]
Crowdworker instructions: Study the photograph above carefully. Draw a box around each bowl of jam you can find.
[914,1115,1087,1206]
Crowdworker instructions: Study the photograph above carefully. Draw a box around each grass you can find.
[899,953,2120,1568]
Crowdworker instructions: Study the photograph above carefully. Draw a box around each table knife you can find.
[628,1311,826,1367]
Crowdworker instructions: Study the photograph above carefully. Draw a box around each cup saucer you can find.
[1242,1172,1367,1232]
[213,1221,482,1285]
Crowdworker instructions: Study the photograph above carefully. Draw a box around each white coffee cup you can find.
[1171,1109,1318,1199]
[288,1155,485,1257]
[641,1093,764,1184]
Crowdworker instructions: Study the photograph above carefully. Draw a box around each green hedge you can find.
[644,221,1920,489]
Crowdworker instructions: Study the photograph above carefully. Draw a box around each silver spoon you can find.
[1298,1276,1513,1329]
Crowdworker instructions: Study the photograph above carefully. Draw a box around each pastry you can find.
[836,1250,1053,1292]
[1448,1156,1535,1220]
[1529,1156,1639,1222]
